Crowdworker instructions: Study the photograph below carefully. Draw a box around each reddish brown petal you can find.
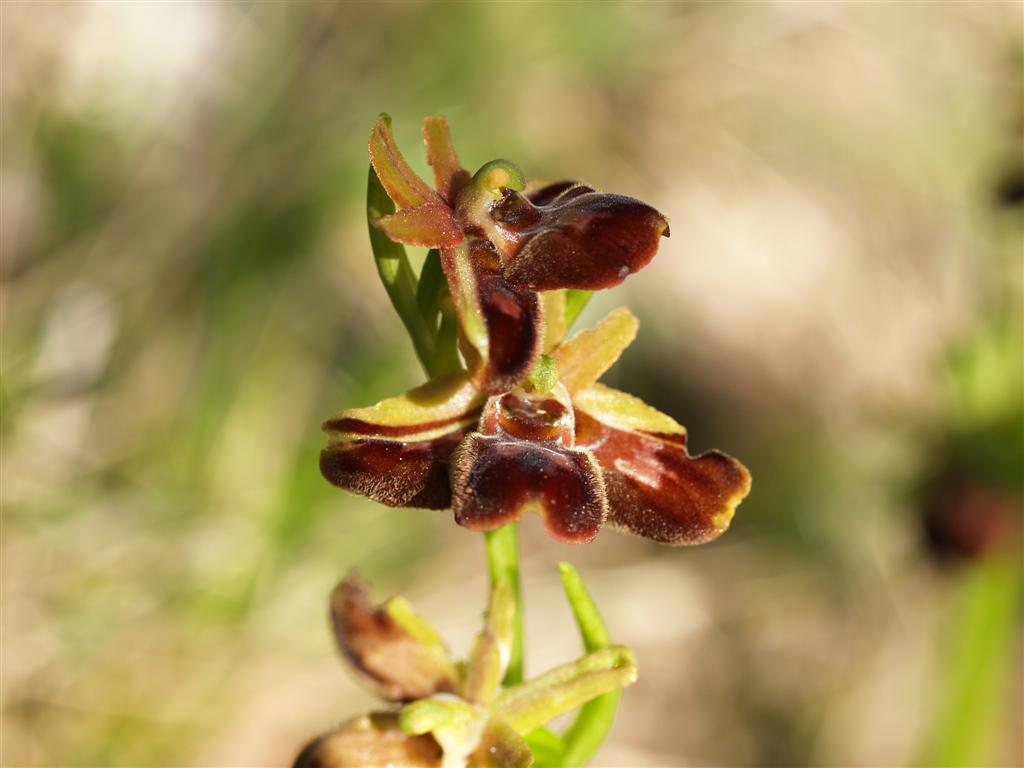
[525,181,593,206]
[441,239,542,396]
[369,114,443,210]
[423,116,470,204]
[371,203,463,248]
[331,575,458,702]
[321,374,485,509]
[450,434,607,543]
[320,430,467,509]
[492,190,669,291]
[293,713,442,768]
[574,386,751,545]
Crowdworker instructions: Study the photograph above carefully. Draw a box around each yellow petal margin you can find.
[572,383,685,438]
[323,372,484,443]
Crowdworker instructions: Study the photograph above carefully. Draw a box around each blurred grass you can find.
[921,556,1022,768]
[2,2,1022,766]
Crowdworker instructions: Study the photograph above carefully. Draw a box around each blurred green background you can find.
[2,2,1022,766]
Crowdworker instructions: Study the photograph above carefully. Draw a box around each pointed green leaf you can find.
[417,249,448,325]
[558,562,611,652]
[564,289,592,328]
[524,727,565,768]
[417,250,462,377]
[367,164,436,375]
[558,562,621,767]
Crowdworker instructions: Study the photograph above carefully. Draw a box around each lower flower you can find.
[294,574,636,768]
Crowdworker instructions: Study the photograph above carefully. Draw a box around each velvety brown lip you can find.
[320,427,469,510]
[575,409,751,545]
[450,434,607,543]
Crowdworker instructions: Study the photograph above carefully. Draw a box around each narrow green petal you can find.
[400,698,478,736]
[493,646,637,736]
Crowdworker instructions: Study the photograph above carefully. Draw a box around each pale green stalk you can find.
[484,524,524,686]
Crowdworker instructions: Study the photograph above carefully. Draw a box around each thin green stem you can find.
[484,524,524,685]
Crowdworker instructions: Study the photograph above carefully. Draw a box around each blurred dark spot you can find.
[921,474,1016,564]
[994,167,1024,208]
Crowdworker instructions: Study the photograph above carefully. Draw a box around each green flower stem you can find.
[558,562,620,767]
[367,165,437,376]
[484,524,524,686]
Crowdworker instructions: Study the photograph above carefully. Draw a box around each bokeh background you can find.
[2,2,1022,766]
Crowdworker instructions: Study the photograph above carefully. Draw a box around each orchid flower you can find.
[294,569,636,768]
[365,114,668,395]
[322,299,750,545]
[322,116,750,544]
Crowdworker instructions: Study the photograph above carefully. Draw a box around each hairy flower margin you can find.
[320,116,752,545]
[294,567,635,768]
